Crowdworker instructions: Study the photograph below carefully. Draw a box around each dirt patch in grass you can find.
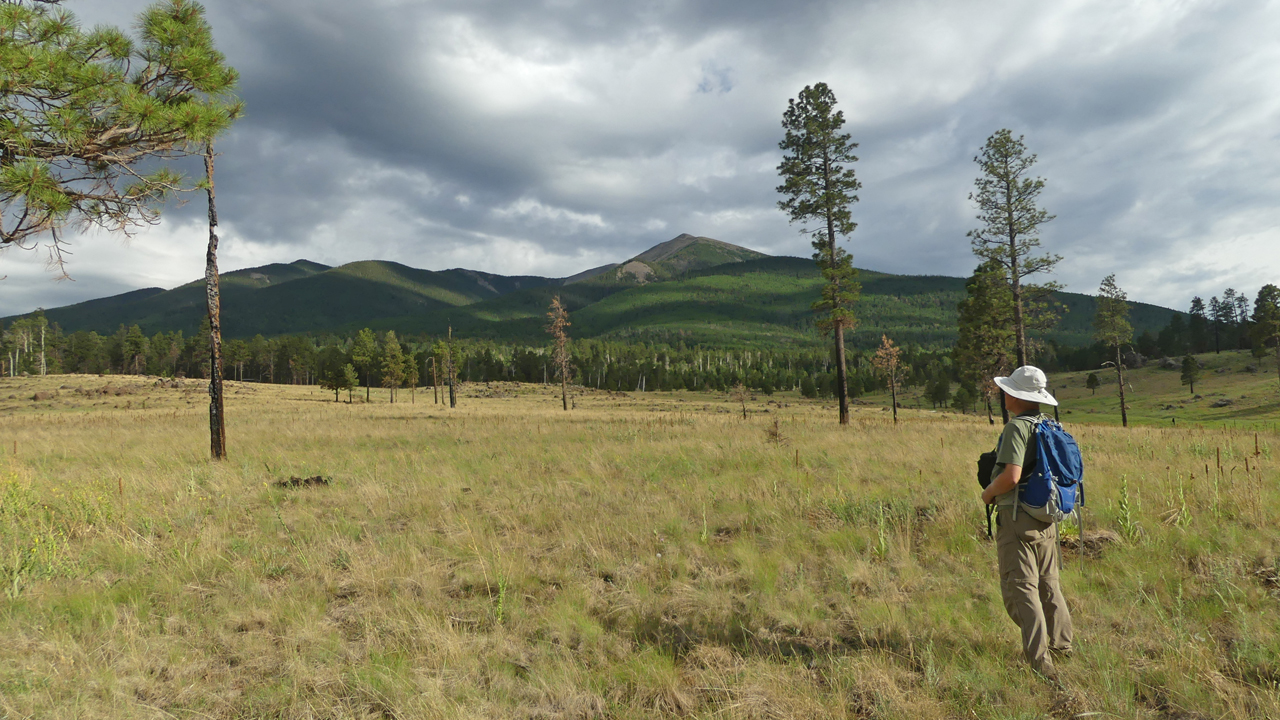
[1059,528,1121,558]
[1249,557,1280,596]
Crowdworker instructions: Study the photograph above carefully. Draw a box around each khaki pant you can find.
[996,506,1073,672]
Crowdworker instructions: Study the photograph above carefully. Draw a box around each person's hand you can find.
[983,464,1021,506]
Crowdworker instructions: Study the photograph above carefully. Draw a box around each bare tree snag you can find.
[204,143,227,460]
[546,295,572,411]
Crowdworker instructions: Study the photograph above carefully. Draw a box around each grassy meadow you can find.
[1,371,1278,718]
[882,348,1280,430]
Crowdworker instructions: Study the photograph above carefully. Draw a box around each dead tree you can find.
[204,143,227,460]
[546,295,572,411]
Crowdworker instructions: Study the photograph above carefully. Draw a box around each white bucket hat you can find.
[994,365,1058,406]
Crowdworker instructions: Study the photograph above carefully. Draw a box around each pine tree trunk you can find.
[1274,341,1280,387]
[834,319,850,425]
[826,215,850,426]
[561,367,568,411]
[1115,345,1128,428]
[889,372,898,425]
[1009,228,1027,367]
[204,144,227,461]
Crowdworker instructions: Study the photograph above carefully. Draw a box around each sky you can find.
[3,0,1279,318]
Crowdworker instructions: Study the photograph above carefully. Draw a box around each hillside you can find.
[7,234,1179,349]
[365,257,1176,349]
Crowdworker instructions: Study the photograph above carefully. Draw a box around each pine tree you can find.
[351,328,379,402]
[1251,284,1280,386]
[1208,296,1225,354]
[122,324,147,374]
[320,356,356,402]
[1188,297,1210,353]
[954,260,1016,424]
[950,385,975,414]
[341,364,358,403]
[928,375,951,409]
[1085,372,1100,395]
[1233,292,1252,350]
[967,130,1060,367]
[1158,313,1187,356]
[1180,355,1200,395]
[776,82,861,426]
[380,331,405,403]
[2,0,240,457]
[1094,274,1133,427]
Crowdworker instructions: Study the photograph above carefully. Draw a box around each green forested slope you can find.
[9,238,1179,350]
[32,260,557,337]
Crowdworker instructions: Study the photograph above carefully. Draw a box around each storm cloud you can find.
[3,0,1278,317]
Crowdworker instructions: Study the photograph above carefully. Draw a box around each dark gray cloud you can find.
[3,0,1278,318]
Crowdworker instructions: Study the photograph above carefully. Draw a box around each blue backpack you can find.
[1018,418,1084,523]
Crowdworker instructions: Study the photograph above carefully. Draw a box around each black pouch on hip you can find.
[977,451,997,489]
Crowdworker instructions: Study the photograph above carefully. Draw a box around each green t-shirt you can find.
[990,414,1048,506]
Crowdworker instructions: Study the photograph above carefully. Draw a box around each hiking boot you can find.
[1033,660,1062,687]
[1050,647,1073,660]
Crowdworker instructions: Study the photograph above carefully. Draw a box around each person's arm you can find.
[982,463,1022,505]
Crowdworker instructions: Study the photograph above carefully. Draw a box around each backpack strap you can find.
[1013,415,1046,520]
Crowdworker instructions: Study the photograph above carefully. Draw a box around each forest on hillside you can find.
[1,282,1266,417]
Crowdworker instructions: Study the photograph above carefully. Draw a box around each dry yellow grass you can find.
[0,374,1277,719]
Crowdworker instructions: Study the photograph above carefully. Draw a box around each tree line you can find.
[1,311,978,402]
[1053,285,1280,371]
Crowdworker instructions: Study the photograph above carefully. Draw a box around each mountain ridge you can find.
[3,234,1179,350]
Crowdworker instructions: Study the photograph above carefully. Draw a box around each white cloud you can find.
[491,197,609,231]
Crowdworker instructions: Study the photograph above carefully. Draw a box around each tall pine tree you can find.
[776,82,861,425]
[967,130,1060,366]
[1094,274,1133,428]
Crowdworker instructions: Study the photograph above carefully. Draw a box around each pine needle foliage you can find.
[0,0,242,270]
[1094,274,1133,427]
[776,82,860,425]
[380,331,405,403]
[1180,354,1199,395]
[954,261,1015,423]
[351,328,378,402]
[967,130,1060,366]
[1251,284,1280,387]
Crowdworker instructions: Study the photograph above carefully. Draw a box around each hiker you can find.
[981,365,1074,680]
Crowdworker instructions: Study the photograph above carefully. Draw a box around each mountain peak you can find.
[632,234,759,265]
[609,234,768,282]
